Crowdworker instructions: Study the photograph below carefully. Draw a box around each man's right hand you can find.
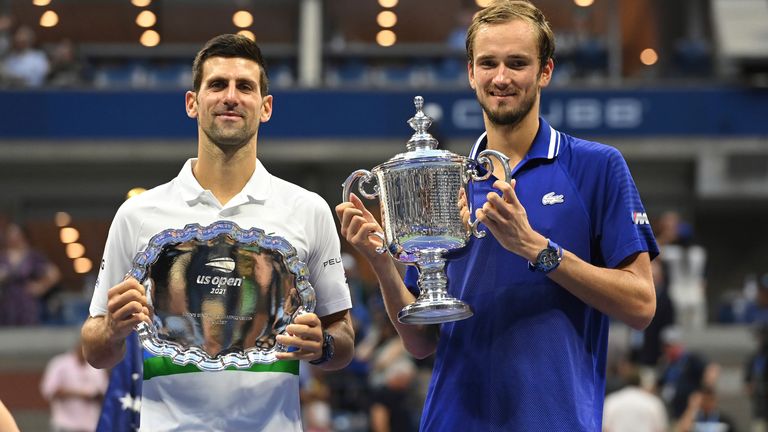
[335,193,388,264]
[105,277,150,344]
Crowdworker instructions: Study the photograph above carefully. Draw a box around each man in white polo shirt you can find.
[80,34,354,431]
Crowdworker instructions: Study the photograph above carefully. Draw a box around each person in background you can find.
[675,386,737,432]
[40,339,109,432]
[1,25,49,87]
[657,326,720,421]
[656,210,708,330]
[745,323,768,432]
[603,360,668,432]
[336,0,657,430]
[0,223,61,326]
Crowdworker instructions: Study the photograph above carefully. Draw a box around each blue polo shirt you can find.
[404,117,658,431]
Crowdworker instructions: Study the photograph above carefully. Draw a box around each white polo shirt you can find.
[90,158,352,431]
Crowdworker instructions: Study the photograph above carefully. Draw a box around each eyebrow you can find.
[475,53,533,62]
[205,76,258,86]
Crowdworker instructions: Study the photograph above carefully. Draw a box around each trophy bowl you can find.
[129,221,316,371]
[342,96,510,325]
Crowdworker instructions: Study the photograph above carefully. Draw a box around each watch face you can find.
[541,250,558,267]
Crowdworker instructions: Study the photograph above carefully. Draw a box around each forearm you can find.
[548,251,655,330]
[370,257,438,359]
[317,312,355,371]
[80,316,126,369]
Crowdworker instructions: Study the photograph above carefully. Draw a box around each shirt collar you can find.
[468,117,562,161]
[176,158,271,204]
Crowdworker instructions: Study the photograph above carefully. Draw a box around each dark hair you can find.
[466,0,555,68]
[192,34,269,96]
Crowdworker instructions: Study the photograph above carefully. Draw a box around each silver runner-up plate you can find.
[129,221,316,371]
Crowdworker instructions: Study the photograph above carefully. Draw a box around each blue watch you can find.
[528,239,563,273]
[309,330,334,365]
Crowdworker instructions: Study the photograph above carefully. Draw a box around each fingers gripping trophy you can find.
[342,96,511,325]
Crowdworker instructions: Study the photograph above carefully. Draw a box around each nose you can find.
[492,65,511,87]
[223,82,239,107]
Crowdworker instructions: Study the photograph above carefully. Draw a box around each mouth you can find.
[215,111,244,121]
[488,90,517,98]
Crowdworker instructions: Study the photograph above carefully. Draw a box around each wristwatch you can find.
[528,239,563,274]
[309,330,335,365]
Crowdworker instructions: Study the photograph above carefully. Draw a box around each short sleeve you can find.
[595,149,659,268]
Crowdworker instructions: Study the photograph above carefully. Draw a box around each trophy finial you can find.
[406,95,438,151]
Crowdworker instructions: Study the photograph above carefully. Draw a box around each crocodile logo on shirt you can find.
[541,192,564,205]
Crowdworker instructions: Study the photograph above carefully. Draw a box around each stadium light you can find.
[376,29,396,47]
[54,212,71,227]
[640,48,659,66]
[73,257,93,274]
[60,227,79,244]
[233,10,253,28]
[378,0,398,7]
[131,0,152,7]
[377,11,397,28]
[39,10,58,27]
[66,243,86,259]
[238,30,256,41]
[136,10,157,28]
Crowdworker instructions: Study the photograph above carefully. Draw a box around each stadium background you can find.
[0,0,766,430]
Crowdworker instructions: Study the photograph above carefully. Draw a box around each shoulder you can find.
[560,133,624,163]
[268,175,330,211]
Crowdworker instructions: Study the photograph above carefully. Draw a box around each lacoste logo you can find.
[204,257,236,273]
[542,192,564,205]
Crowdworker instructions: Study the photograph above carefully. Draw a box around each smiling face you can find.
[468,19,552,128]
[185,56,273,151]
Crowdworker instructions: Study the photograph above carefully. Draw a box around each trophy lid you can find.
[406,96,438,151]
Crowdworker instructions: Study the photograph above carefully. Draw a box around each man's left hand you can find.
[475,179,546,262]
[274,313,324,362]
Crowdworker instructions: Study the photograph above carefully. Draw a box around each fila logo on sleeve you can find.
[632,211,650,225]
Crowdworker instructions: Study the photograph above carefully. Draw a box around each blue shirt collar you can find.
[468,117,562,162]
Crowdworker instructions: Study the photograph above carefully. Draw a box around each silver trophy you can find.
[342,96,511,325]
[129,221,315,371]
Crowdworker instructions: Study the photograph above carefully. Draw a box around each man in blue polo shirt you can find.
[336,1,658,430]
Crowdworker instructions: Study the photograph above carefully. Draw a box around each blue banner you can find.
[0,87,766,139]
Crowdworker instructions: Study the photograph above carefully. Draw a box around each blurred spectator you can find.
[745,324,768,432]
[634,258,676,367]
[359,309,417,432]
[657,327,720,420]
[0,14,12,56]
[40,339,109,432]
[0,223,61,326]
[603,360,668,432]
[446,8,475,51]
[656,211,708,330]
[46,39,88,88]
[742,274,768,325]
[675,386,737,432]
[1,25,49,87]
[300,365,333,432]
[0,400,20,432]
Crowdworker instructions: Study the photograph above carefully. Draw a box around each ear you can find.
[260,94,273,123]
[185,91,198,119]
[539,58,554,88]
[467,61,476,90]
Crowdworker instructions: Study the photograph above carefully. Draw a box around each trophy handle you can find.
[468,149,512,238]
[341,169,379,202]
[370,231,387,255]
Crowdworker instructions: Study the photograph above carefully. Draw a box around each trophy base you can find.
[397,298,473,325]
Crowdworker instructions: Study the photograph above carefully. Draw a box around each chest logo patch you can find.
[542,192,565,206]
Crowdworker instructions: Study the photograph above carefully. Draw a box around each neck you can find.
[483,105,540,173]
[193,138,257,205]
